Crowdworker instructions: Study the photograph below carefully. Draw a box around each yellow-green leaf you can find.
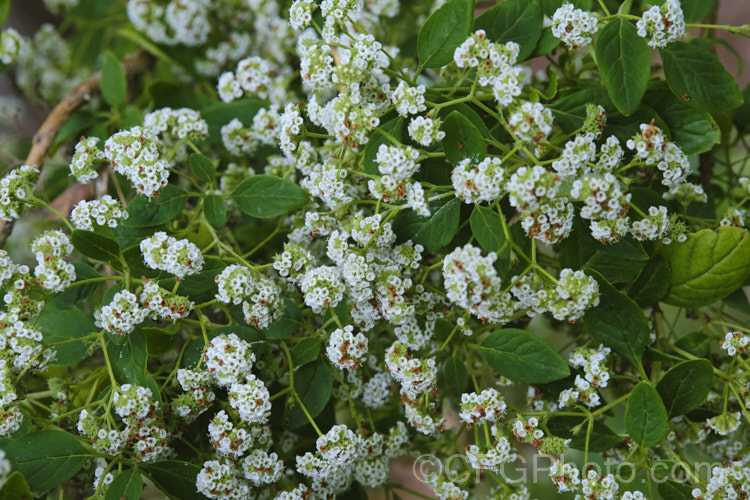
[661,227,750,307]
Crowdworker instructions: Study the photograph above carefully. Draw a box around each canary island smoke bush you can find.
[0,0,749,498]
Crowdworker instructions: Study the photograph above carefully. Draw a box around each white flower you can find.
[203,333,256,387]
[71,195,128,230]
[140,232,204,279]
[326,325,368,370]
[451,157,504,204]
[637,0,685,48]
[95,290,148,335]
[551,3,599,49]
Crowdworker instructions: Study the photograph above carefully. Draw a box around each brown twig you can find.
[0,49,153,248]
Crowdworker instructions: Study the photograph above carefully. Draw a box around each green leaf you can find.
[469,205,506,253]
[546,416,623,452]
[595,18,651,116]
[105,469,143,500]
[263,298,303,340]
[644,88,720,155]
[658,479,695,500]
[47,262,99,310]
[583,237,648,284]
[628,255,671,306]
[146,461,208,500]
[413,199,460,252]
[656,359,713,418]
[4,430,89,491]
[680,0,714,23]
[363,117,403,175]
[285,360,333,429]
[530,28,560,59]
[582,270,650,366]
[202,98,266,144]
[724,288,750,315]
[476,329,570,383]
[122,185,189,228]
[291,338,321,366]
[71,230,120,262]
[0,471,32,499]
[204,194,227,230]
[441,111,486,165]
[473,0,544,61]
[188,153,216,184]
[625,381,669,447]
[101,51,127,108]
[37,305,97,366]
[661,227,750,308]
[661,41,744,112]
[107,329,148,385]
[417,0,474,68]
[548,87,613,133]
[0,1,10,26]
[233,175,309,218]
[443,355,469,394]
[674,331,711,358]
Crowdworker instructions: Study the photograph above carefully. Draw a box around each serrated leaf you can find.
[4,430,90,491]
[546,416,623,452]
[661,227,750,308]
[363,117,403,175]
[417,0,474,68]
[626,381,668,447]
[661,41,744,112]
[146,461,208,500]
[583,269,650,366]
[596,18,651,116]
[441,111,485,165]
[473,0,543,61]
[285,360,333,429]
[101,51,127,108]
[204,194,226,230]
[628,255,671,306]
[469,205,507,253]
[72,229,120,262]
[188,153,216,183]
[105,469,143,500]
[443,355,468,394]
[656,359,713,417]
[476,329,570,383]
[233,175,308,218]
[291,338,321,366]
[413,199,460,252]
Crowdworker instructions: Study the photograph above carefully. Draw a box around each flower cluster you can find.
[104,126,170,198]
[721,331,750,356]
[140,232,205,278]
[30,230,76,293]
[551,3,599,49]
[0,165,38,222]
[452,157,504,204]
[637,0,686,48]
[71,195,128,231]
